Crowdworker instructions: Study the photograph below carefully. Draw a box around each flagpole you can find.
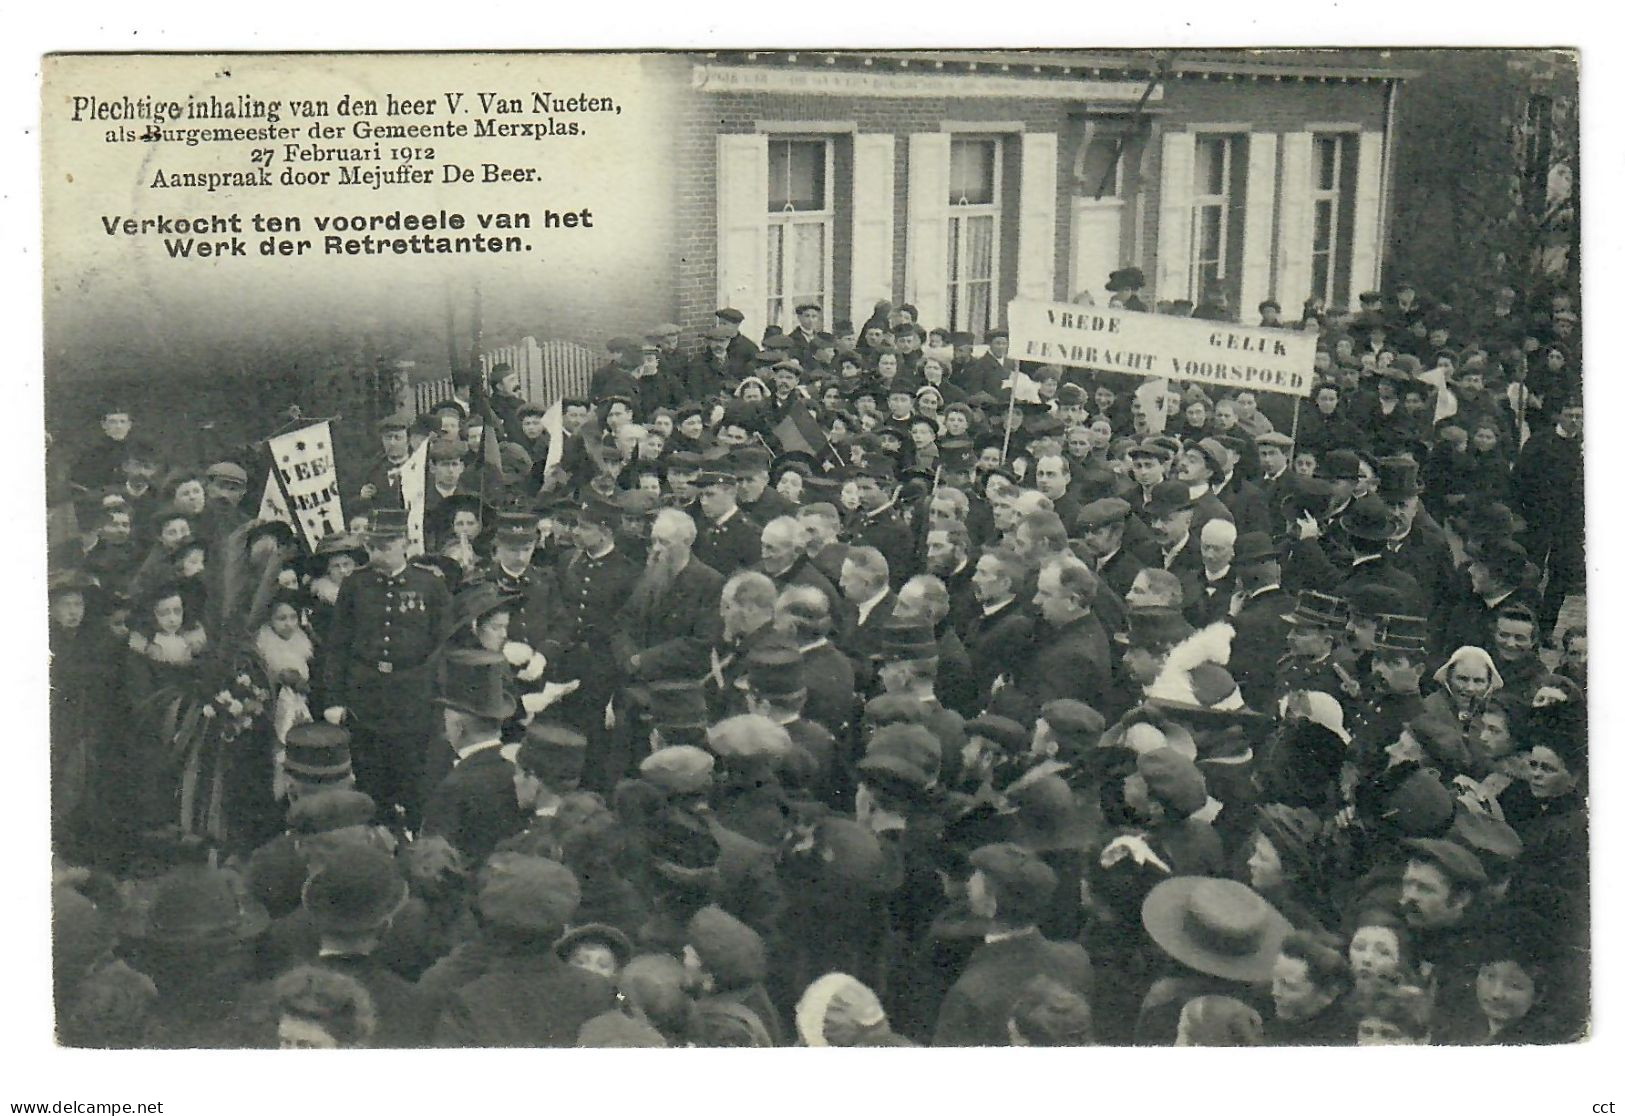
[1288,396,1302,455]
[999,385,1019,465]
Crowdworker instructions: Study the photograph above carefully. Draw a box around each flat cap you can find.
[1136,747,1208,816]
[205,461,249,484]
[969,843,1058,909]
[1075,497,1133,528]
[715,307,746,324]
[639,745,716,795]
[1403,837,1488,886]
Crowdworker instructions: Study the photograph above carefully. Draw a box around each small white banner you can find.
[257,468,295,527]
[400,435,432,558]
[1007,299,1317,398]
[266,421,345,550]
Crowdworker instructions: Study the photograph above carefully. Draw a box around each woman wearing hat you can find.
[1417,646,1504,773]
[1245,803,1335,934]
[302,532,367,647]
[1134,876,1290,1045]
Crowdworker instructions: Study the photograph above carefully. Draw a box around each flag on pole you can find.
[257,468,295,527]
[1134,379,1174,435]
[399,435,432,557]
[1003,369,1044,404]
[771,398,843,468]
[265,421,344,551]
[541,399,566,474]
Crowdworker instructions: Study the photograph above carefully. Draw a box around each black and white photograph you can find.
[16,30,1608,1104]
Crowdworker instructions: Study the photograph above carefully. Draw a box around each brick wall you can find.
[667,57,1394,343]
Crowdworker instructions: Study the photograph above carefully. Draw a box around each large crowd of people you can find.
[47,268,1586,1048]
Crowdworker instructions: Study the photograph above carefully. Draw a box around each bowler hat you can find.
[301,846,409,935]
[1142,480,1196,519]
[1339,496,1397,542]
[434,648,517,721]
[1140,877,1291,984]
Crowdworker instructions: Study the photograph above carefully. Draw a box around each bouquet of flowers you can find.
[200,670,274,744]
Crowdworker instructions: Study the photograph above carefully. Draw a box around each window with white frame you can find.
[1191,134,1239,299]
[947,137,1001,336]
[766,138,834,333]
[1310,133,1359,310]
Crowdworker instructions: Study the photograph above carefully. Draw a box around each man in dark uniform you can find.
[547,498,639,786]
[467,511,558,656]
[692,462,763,577]
[847,458,916,588]
[1275,590,1356,702]
[1344,614,1429,767]
[322,508,454,822]
[352,413,415,511]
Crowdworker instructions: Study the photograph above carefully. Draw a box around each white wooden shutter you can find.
[1348,131,1386,297]
[1016,132,1059,304]
[1155,131,1195,304]
[1274,131,1315,314]
[1238,132,1279,322]
[850,133,897,328]
[716,134,769,335]
[905,132,951,330]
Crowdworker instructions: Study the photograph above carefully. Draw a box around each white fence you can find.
[410,336,598,417]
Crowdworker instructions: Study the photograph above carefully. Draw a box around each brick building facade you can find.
[632,50,1408,349]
